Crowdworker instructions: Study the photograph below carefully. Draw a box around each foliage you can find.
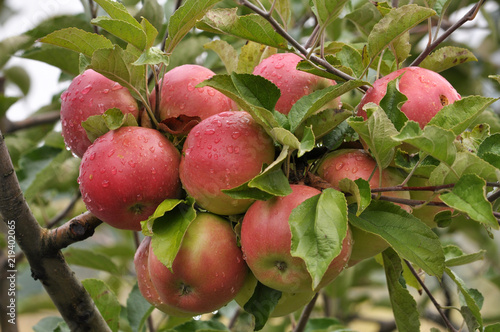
[1,0,500,331]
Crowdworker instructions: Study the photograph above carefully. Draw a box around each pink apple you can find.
[134,236,193,317]
[252,53,340,115]
[147,213,248,316]
[234,272,316,317]
[150,64,238,135]
[240,184,353,293]
[60,69,140,158]
[179,111,275,215]
[316,149,411,265]
[357,66,461,128]
[78,126,182,231]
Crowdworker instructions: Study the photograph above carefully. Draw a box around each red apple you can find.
[240,184,353,293]
[357,66,461,128]
[60,69,140,158]
[234,272,316,317]
[147,213,248,316]
[179,111,275,215]
[150,64,238,135]
[134,236,193,317]
[252,53,340,115]
[78,126,182,231]
[316,149,411,265]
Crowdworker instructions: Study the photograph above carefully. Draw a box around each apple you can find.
[60,69,140,158]
[240,184,353,293]
[356,66,461,128]
[252,53,340,115]
[78,126,182,231]
[179,111,275,215]
[134,236,193,317]
[316,149,411,265]
[234,272,316,317]
[150,64,238,135]
[147,213,248,316]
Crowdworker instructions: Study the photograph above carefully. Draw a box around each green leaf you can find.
[379,75,408,131]
[439,174,499,229]
[339,178,371,216]
[164,0,222,53]
[485,323,500,332]
[445,267,483,330]
[165,319,229,332]
[429,151,500,185]
[310,0,349,28]
[127,283,155,332]
[288,79,368,133]
[345,2,383,37]
[82,108,138,143]
[133,47,170,66]
[303,318,353,332]
[420,46,477,72]
[231,72,281,112]
[477,133,500,169]
[335,45,365,78]
[347,105,400,169]
[142,198,197,271]
[198,8,289,50]
[94,0,144,29]
[63,248,119,273]
[91,16,147,50]
[17,147,73,202]
[348,201,445,278]
[0,95,20,117]
[393,122,456,166]
[33,317,70,332]
[427,96,497,136]
[322,121,355,150]
[89,46,146,98]
[443,245,485,267]
[294,108,351,141]
[367,5,435,59]
[298,126,315,157]
[390,31,411,65]
[237,42,276,74]
[39,27,113,57]
[243,282,282,331]
[223,147,292,200]
[22,44,81,76]
[204,39,238,74]
[82,279,121,332]
[461,123,490,154]
[0,35,34,70]
[382,248,421,332]
[3,65,31,96]
[289,188,348,290]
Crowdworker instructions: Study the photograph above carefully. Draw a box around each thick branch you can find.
[0,131,111,332]
[45,212,102,252]
[3,111,60,134]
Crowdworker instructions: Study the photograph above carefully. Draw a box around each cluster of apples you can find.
[61,53,460,318]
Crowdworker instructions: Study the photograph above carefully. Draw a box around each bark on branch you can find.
[0,131,111,332]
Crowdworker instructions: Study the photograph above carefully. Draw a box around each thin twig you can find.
[3,111,60,134]
[293,293,319,332]
[410,0,486,67]
[88,0,99,34]
[404,260,459,332]
[46,192,82,229]
[239,0,368,90]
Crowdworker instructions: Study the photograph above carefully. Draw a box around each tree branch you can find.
[45,212,102,252]
[293,293,319,332]
[0,131,111,332]
[239,0,369,91]
[410,0,486,67]
[3,111,60,134]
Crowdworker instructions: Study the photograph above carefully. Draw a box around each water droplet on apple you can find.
[81,85,92,95]
[207,152,212,159]
[100,168,106,174]
[274,62,284,69]
[207,89,215,96]
[231,132,241,140]
[214,137,221,144]
[187,82,195,91]
[205,129,215,135]
[128,161,136,168]
[103,89,110,94]
[335,162,343,171]
[351,167,358,174]
[61,91,69,101]
[151,168,157,175]
[89,152,96,161]
[111,167,117,175]
[102,180,110,188]
[107,149,115,157]
[226,146,233,153]
[111,82,123,91]
[179,103,185,110]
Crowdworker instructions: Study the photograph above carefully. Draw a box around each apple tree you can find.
[1,0,500,331]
